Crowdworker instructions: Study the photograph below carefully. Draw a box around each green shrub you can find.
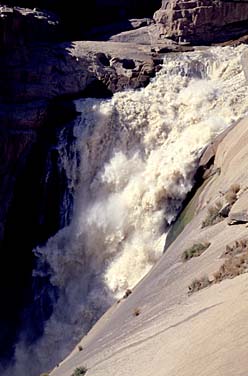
[182,242,210,262]
[71,366,88,376]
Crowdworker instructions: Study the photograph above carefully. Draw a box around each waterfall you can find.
[6,44,248,376]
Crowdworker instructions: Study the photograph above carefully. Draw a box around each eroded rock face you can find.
[154,0,248,44]
[0,5,61,48]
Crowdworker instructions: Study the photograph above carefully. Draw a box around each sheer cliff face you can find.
[154,0,248,43]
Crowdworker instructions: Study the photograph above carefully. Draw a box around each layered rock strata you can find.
[154,0,248,44]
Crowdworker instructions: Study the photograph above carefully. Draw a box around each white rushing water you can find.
[7,45,248,375]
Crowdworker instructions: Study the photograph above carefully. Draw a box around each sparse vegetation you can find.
[213,238,248,283]
[40,373,50,376]
[213,254,248,282]
[201,200,224,228]
[188,275,211,294]
[123,288,132,299]
[188,237,248,295]
[117,288,133,304]
[225,183,240,205]
[133,308,141,316]
[71,366,88,376]
[201,184,241,228]
[221,238,248,258]
[182,242,210,262]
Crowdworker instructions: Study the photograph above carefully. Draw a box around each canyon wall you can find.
[154,0,248,43]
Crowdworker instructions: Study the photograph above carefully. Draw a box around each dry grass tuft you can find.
[189,237,248,295]
[224,183,240,204]
[201,184,241,228]
[221,238,248,258]
[213,253,248,283]
[201,200,224,228]
[214,238,248,283]
[182,242,210,262]
[188,275,211,294]
[71,366,88,376]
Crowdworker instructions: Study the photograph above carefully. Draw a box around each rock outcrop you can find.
[0,5,61,48]
[154,0,248,44]
[3,0,162,39]
[0,4,158,240]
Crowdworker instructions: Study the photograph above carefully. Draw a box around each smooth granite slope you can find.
[50,117,248,376]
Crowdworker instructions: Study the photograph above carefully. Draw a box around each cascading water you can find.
[5,45,248,376]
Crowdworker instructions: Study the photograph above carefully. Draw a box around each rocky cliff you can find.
[154,0,248,44]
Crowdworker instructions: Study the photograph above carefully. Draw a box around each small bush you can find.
[201,200,224,228]
[229,183,240,194]
[188,275,211,294]
[225,191,237,205]
[123,288,132,299]
[189,237,248,295]
[182,242,210,262]
[133,308,141,316]
[214,254,248,282]
[78,345,83,352]
[71,366,88,376]
[225,183,240,205]
[221,238,248,258]
[214,239,248,283]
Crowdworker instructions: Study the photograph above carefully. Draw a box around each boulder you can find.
[228,191,248,225]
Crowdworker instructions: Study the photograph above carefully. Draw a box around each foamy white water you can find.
[7,45,248,376]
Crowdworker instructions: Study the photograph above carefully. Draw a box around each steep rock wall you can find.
[154,0,248,43]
